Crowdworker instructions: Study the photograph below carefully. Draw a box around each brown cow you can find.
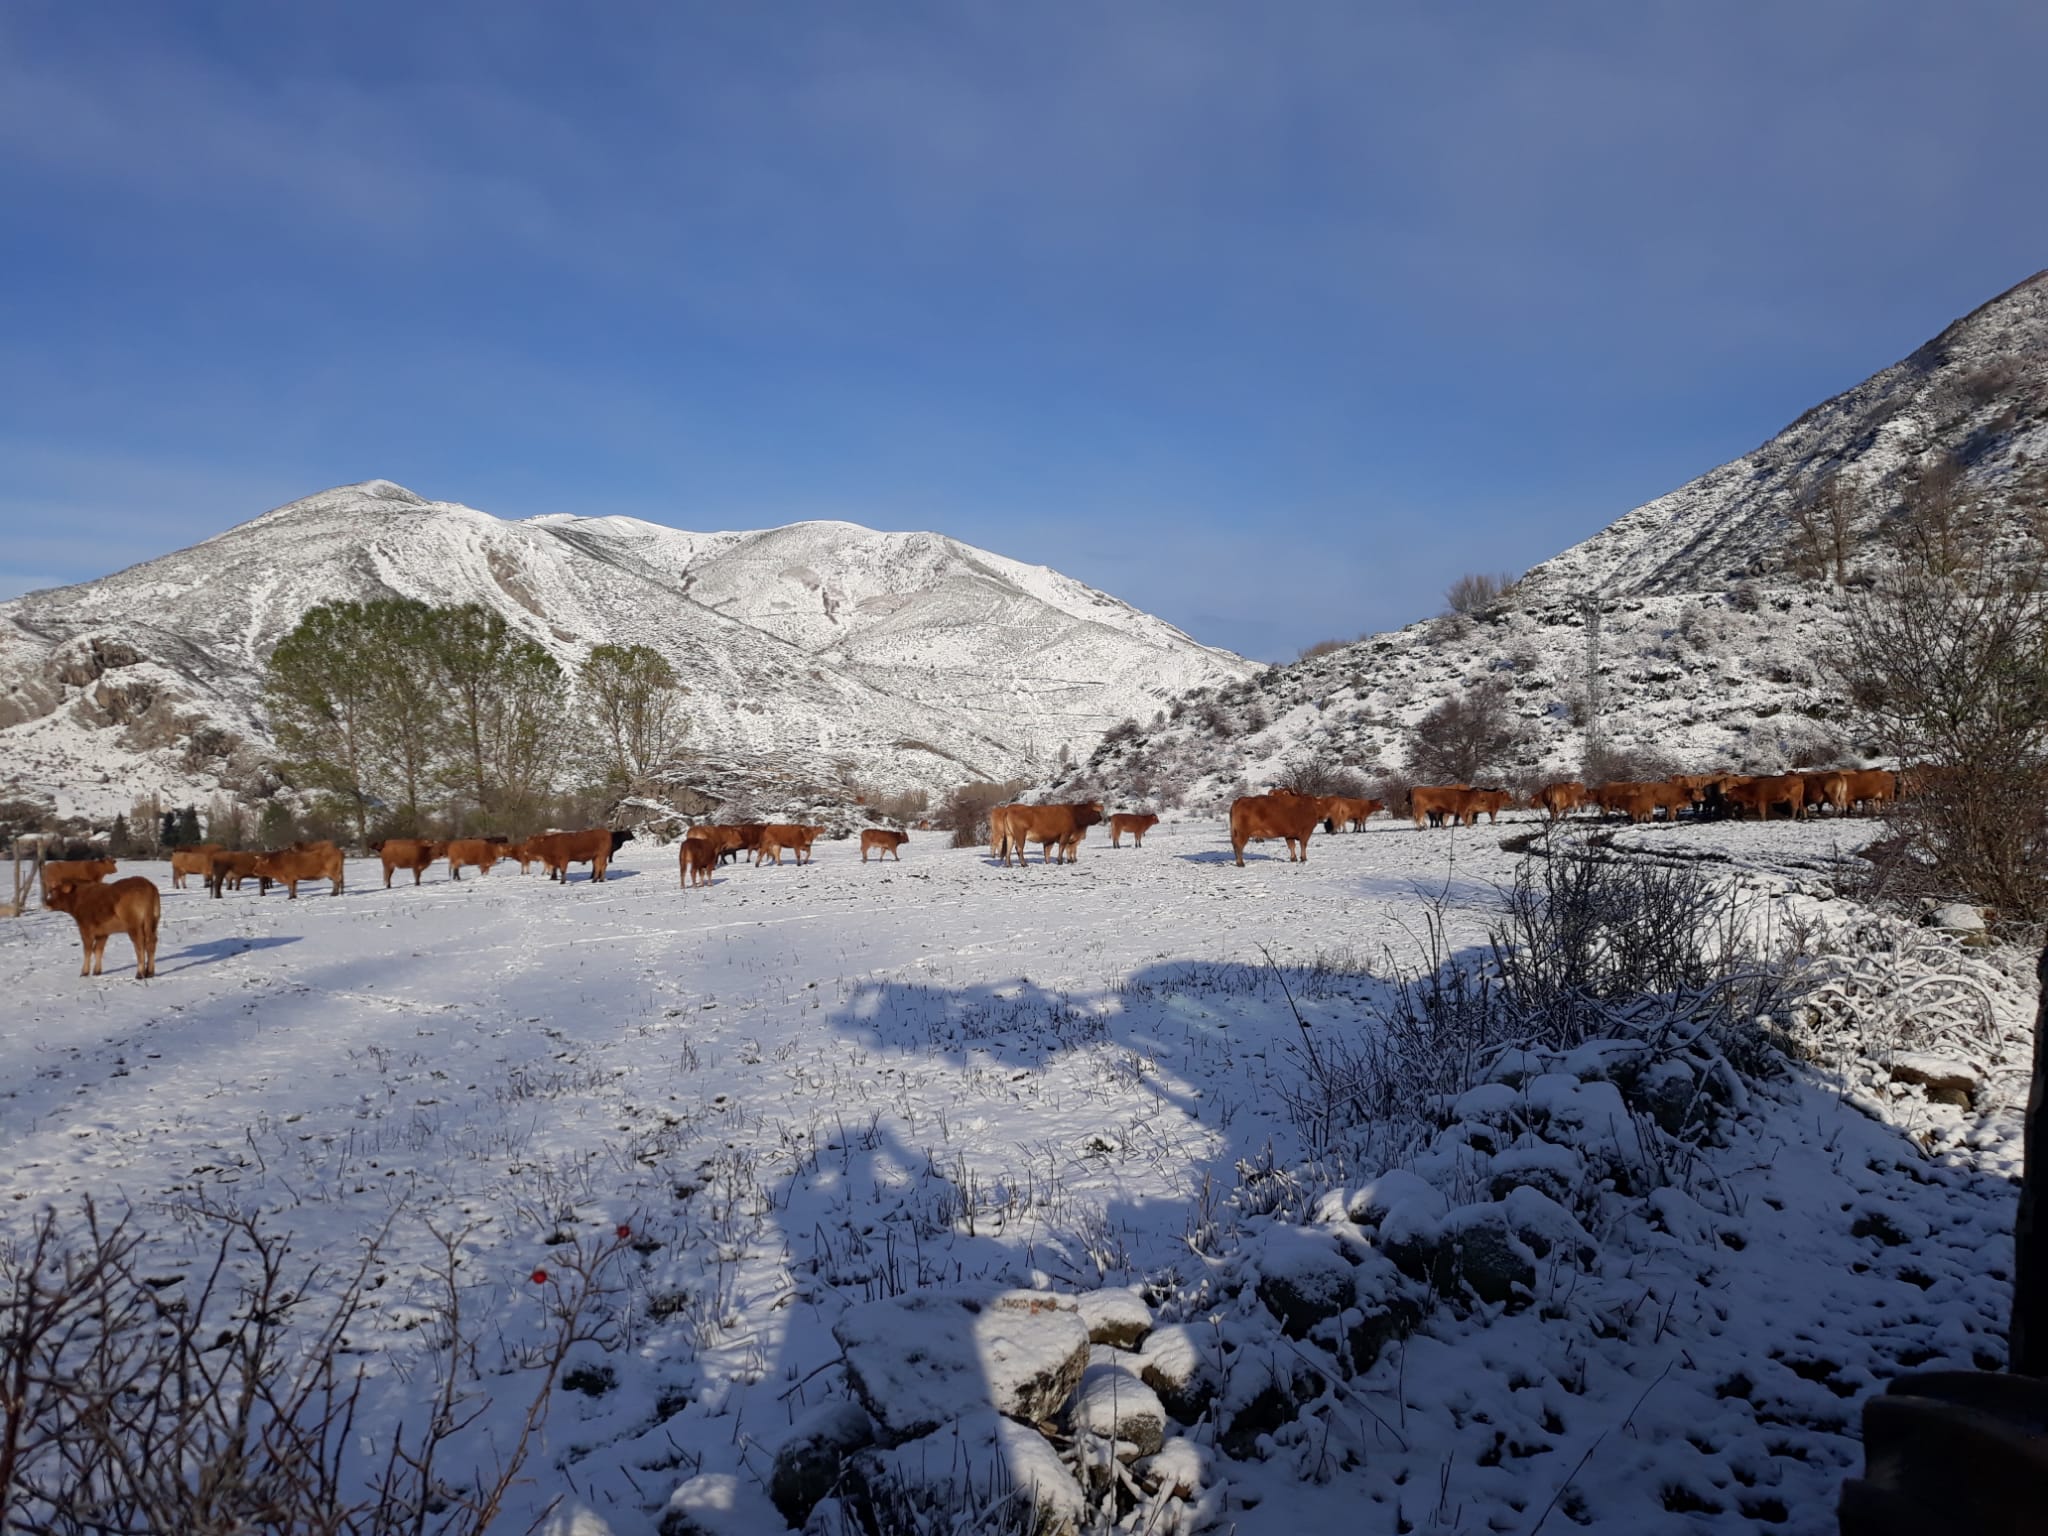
[1531,782,1587,821]
[1801,771,1850,817]
[686,825,744,864]
[536,827,636,883]
[1842,768,1897,814]
[1725,773,1806,820]
[205,850,264,899]
[45,875,160,978]
[378,838,446,888]
[1109,813,1160,848]
[860,828,909,862]
[41,859,116,897]
[170,843,223,889]
[988,804,1022,861]
[251,843,344,901]
[1450,788,1514,827]
[1407,785,1472,829]
[679,837,720,888]
[757,825,825,866]
[999,803,1105,866]
[502,837,542,874]
[253,842,344,899]
[1320,797,1383,833]
[1695,774,1750,820]
[446,838,500,881]
[717,824,767,864]
[1229,793,1339,867]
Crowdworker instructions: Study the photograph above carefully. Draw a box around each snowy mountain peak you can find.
[1,483,1258,820]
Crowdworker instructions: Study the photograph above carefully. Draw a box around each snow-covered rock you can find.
[1074,1286,1154,1349]
[657,1473,780,1536]
[769,1399,876,1526]
[1067,1362,1167,1458]
[1881,1051,1985,1108]
[1137,1323,1224,1423]
[832,1289,1090,1444]
[1251,1225,1357,1339]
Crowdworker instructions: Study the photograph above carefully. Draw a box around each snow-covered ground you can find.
[0,816,2028,1533]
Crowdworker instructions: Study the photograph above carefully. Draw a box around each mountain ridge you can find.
[0,484,1260,820]
[1047,269,2048,809]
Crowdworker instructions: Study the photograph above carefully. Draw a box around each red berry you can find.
[530,1269,548,1284]
[616,1224,633,1240]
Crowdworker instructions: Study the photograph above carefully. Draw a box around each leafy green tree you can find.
[361,598,445,831]
[579,643,688,785]
[263,600,387,841]
[431,604,563,824]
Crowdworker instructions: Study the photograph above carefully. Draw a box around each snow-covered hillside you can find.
[0,482,1259,819]
[1050,270,2048,807]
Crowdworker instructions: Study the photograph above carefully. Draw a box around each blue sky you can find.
[3,1,2045,660]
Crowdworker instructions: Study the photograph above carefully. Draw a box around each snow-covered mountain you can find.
[0,483,1259,819]
[1051,269,2048,807]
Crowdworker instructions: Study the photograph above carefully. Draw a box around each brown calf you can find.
[1109,813,1159,848]
[206,850,264,899]
[679,838,720,888]
[860,829,909,862]
[45,875,160,979]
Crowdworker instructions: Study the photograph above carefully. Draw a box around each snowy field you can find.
[0,817,2029,1534]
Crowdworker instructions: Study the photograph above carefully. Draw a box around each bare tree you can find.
[1,1198,631,1534]
[1882,456,1988,579]
[1408,682,1528,784]
[1787,473,1857,586]
[1444,571,1518,617]
[1273,749,1367,798]
[1835,563,2048,920]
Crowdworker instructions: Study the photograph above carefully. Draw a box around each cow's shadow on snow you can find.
[162,935,303,973]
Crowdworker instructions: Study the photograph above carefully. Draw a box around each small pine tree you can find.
[176,806,202,846]
[107,814,133,859]
[161,810,181,847]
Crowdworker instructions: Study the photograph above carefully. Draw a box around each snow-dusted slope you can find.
[0,482,1258,819]
[1052,270,2048,806]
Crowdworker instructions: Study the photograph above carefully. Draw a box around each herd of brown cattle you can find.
[30,762,1910,979]
[1498,766,1901,827]
[676,821,829,884]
